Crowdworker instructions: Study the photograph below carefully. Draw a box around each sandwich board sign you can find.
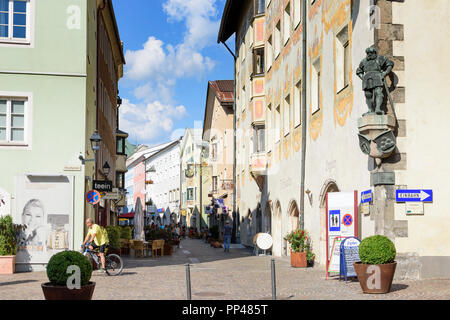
[339,237,361,282]
[326,191,358,278]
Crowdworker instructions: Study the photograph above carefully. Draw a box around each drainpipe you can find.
[299,0,307,230]
[220,40,237,243]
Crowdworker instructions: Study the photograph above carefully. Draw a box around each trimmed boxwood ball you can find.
[46,251,92,286]
[359,235,396,265]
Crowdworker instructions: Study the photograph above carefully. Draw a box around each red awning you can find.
[119,212,135,218]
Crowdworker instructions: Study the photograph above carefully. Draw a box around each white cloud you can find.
[121,0,222,145]
[120,98,187,144]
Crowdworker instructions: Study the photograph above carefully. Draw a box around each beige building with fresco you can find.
[202,80,235,234]
[218,0,450,279]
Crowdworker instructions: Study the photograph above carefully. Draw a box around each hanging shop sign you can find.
[339,237,361,282]
[93,180,113,192]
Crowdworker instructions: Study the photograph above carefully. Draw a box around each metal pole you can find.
[271,259,276,300]
[185,263,191,300]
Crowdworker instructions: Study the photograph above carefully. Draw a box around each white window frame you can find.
[284,94,290,136]
[275,105,281,143]
[294,81,302,127]
[294,0,302,29]
[274,21,281,59]
[283,3,291,46]
[311,59,321,114]
[0,0,34,46]
[266,35,273,72]
[336,26,350,93]
[266,103,272,152]
[0,91,32,149]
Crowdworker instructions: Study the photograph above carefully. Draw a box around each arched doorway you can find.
[264,202,272,235]
[319,180,340,265]
[288,200,300,232]
[256,204,262,234]
[272,201,282,256]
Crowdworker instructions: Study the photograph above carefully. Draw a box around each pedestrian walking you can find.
[223,221,232,252]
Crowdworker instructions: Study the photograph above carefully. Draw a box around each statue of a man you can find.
[356,47,394,115]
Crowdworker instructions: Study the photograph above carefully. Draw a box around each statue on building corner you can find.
[356,47,394,116]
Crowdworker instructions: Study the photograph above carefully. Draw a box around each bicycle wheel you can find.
[105,254,123,276]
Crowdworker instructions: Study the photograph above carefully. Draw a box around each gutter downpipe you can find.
[220,40,238,243]
[299,0,307,230]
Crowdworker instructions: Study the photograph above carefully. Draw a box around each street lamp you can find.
[90,131,102,152]
[102,161,110,178]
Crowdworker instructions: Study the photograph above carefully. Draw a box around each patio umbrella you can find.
[134,197,144,240]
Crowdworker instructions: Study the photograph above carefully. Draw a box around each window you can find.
[275,105,281,142]
[210,142,217,161]
[294,81,302,127]
[267,35,273,71]
[0,97,29,145]
[336,26,350,91]
[311,60,321,113]
[116,173,125,189]
[0,0,30,42]
[255,0,265,15]
[253,125,265,153]
[116,136,125,155]
[212,176,218,192]
[253,47,265,75]
[294,0,302,28]
[240,39,246,62]
[274,21,281,58]
[283,3,291,45]
[267,104,272,151]
[284,95,290,136]
[187,188,194,201]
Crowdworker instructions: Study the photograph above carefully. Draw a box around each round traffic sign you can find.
[87,190,100,205]
[343,214,353,227]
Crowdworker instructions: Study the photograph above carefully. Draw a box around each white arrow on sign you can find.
[419,190,431,201]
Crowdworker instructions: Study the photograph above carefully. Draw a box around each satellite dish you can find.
[256,233,273,251]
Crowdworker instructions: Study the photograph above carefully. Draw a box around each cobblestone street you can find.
[1,238,449,300]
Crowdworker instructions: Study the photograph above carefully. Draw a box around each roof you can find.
[126,141,173,167]
[203,80,234,139]
[144,138,182,162]
[210,80,234,104]
[217,0,247,43]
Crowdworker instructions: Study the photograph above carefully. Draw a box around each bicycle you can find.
[81,242,124,276]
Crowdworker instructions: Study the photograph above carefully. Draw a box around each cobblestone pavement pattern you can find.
[1,238,449,300]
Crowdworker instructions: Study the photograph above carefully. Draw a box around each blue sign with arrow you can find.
[361,190,373,203]
[396,189,433,202]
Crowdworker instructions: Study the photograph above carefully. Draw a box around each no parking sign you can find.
[86,190,100,205]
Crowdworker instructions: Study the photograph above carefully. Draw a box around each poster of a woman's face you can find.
[19,199,47,250]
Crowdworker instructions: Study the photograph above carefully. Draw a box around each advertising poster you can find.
[14,175,74,268]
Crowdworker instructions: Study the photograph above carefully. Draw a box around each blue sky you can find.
[113,0,235,146]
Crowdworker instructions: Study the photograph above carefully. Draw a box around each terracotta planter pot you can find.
[0,255,15,274]
[354,262,397,294]
[41,282,96,300]
[290,251,307,268]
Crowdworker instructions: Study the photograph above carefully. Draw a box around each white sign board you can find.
[406,202,424,215]
[326,192,357,275]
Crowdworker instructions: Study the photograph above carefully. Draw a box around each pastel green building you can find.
[0,0,124,271]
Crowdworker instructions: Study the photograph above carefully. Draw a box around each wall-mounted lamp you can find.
[305,189,313,206]
[102,161,110,177]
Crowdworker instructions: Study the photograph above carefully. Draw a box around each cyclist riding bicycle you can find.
[83,218,109,273]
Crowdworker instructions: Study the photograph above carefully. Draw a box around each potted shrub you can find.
[0,215,25,274]
[285,229,311,268]
[120,226,132,241]
[42,250,94,300]
[354,235,397,294]
[106,226,121,255]
[307,251,316,267]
